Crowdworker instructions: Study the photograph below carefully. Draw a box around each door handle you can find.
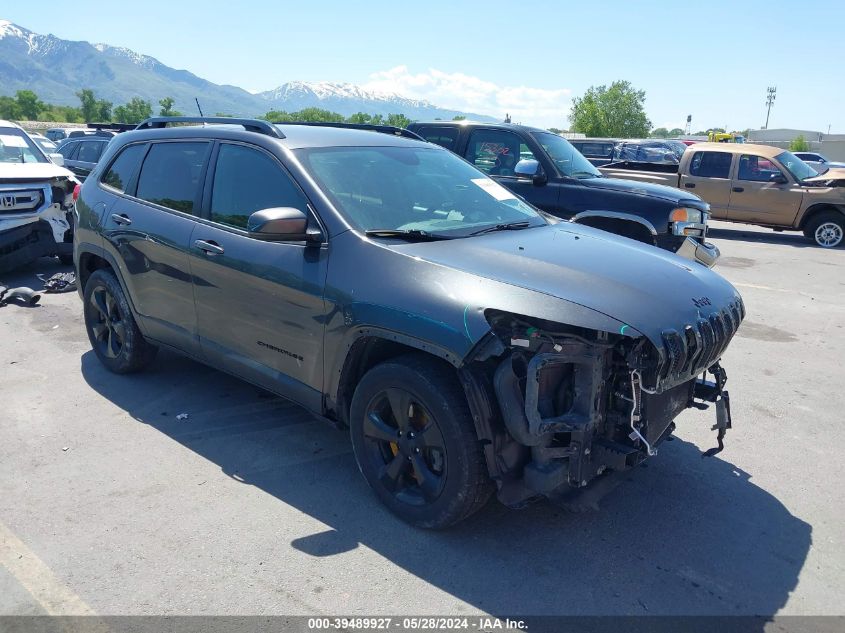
[732,187,744,193]
[194,239,224,255]
[684,182,696,188]
[110,213,132,225]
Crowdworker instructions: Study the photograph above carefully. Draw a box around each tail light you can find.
[72,184,81,202]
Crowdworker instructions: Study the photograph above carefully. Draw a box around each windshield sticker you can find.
[479,142,511,156]
[0,135,28,148]
[471,178,517,201]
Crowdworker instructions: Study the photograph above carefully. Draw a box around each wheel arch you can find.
[571,210,659,246]
[798,203,845,230]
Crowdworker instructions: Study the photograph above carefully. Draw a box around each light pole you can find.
[764,87,776,129]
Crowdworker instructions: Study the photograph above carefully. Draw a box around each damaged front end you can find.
[462,303,743,509]
[0,175,79,273]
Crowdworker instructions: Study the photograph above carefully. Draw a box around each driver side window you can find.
[465,130,538,177]
[210,144,309,229]
[737,155,784,182]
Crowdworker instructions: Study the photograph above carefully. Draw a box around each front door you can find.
[463,128,560,212]
[189,142,328,408]
[679,150,734,219]
[727,154,803,225]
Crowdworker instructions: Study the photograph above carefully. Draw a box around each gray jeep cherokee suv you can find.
[74,117,743,528]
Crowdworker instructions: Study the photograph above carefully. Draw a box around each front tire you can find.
[804,212,844,248]
[349,354,493,529]
[83,269,157,373]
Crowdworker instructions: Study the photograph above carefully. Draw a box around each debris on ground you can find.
[176,413,189,421]
[0,285,40,307]
[38,271,77,293]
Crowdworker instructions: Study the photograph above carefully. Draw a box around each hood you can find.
[391,223,741,347]
[803,167,845,186]
[0,162,75,183]
[580,174,705,208]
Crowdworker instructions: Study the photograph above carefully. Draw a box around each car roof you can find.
[0,119,22,129]
[112,123,433,150]
[687,142,786,158]
[410,120,551,136]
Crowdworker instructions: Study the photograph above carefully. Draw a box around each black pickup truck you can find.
[407,121,719,267]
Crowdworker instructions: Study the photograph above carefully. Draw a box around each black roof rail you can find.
[134,117,285,139]
[272,121,422,140]
[86,122,137,132]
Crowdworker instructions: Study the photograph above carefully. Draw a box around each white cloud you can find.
[362,66,571,128]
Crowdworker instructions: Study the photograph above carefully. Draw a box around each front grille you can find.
[0,189,44,215]
[659,298,744,384]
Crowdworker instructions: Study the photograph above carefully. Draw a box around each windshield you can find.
[0,127,48,163]
[297,145,546,236]
[533,132,602,178]
[777,151,820,181]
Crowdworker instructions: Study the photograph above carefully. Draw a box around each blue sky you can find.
[5,0,844,132]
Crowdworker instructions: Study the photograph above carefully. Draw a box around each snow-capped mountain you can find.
[0,20,492,121]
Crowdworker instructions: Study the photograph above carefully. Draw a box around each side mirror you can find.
[48,153,65,167]
[247,207,317,242]
[769,173,788,184]
[514,159,547,186]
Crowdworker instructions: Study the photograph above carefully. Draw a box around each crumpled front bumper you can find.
[676,236,720,268]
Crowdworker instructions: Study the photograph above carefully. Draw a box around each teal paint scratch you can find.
[463,305,473,342]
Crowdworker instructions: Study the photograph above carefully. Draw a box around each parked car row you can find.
[571,138,688,167]
[72,116,742,529]
[599,142,845,248]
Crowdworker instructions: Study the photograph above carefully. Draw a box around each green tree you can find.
[77,89,97,122]
[214,112,233,117]
[452,115,466,121]
[386,113,411,128]
[347,112,372,124]
[651,127,669,138]
[570,80,651,138]
[158,97,182,116]
[547,127,565,134]
[0,96,21,120]
[668,127,684,137]
[114,97,152,124]
[789,135,810,152]
[15,90,45,120]
[95,100,113,122]
[369,114,384,125]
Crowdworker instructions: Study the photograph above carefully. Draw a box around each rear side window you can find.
[416,127,460,151]
[58,142,78,159]
[689,151,732,178]
[101,144,146,193]
[135,142,209,214]
[210,144,308,229]
[579,142,614,158]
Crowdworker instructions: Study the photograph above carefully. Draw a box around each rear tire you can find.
[804,212,844,248]
[349,354,493,529]
[83,269,157,373]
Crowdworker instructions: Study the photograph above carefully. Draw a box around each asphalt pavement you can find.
[1,221,843,617]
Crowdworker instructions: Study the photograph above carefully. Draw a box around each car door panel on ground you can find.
[727,153,803,225]
[190,142,327,405]
[679,150,734,220]
[100,140,209,355]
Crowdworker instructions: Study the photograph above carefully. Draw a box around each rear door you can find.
[189,141,328,407]
[101,140,211,354]
[679,150,734,219]
[727,153,804,224]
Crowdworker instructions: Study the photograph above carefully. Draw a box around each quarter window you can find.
[57,142,78,159]
[210,144,308,229]
[101,144,146,193]
[135,142,209,214]
[77,141,104,163]
[689,151,732,178]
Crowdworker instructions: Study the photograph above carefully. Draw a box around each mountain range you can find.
[0,19,494,121]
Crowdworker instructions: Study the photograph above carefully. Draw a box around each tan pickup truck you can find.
[600,142,845,248]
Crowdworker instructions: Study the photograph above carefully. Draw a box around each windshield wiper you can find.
[364,228,453,241]
[467,221,532,236]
